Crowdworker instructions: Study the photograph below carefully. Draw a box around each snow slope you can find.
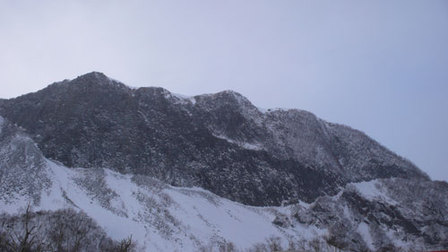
[0,158,329,251]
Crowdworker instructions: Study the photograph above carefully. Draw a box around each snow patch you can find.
[213,134,263,151]
[351,180,397,205]
[262,107,286,113]
[353,180,381,199]
[357,222,375,250]
[172,92,197,105]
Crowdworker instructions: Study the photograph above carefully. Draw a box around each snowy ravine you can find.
[0,117,447,251]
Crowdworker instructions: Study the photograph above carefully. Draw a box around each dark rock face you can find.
[0,72,428,206]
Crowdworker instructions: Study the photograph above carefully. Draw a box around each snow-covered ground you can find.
[0,158,330,251]
[1,150,441,251]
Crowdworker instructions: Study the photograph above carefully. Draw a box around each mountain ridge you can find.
[0,72,428,206]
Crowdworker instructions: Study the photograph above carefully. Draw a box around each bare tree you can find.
[0,207,136,252]
[7,203,44,252]
[116,236,135,252]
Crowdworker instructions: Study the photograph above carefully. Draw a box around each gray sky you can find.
[1,0,447,181]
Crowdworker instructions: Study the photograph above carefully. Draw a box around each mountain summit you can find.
[0,72,427,206]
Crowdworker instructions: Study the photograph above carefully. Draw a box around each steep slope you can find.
[0,117,446,251]
[0,72,428,206]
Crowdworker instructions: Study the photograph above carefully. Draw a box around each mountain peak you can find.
[194,89,255,110]
[70,71,128,89]
[76,71,108,80]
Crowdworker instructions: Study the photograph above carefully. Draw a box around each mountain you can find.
[0,72,427,206]
[0,116,446,251]
[0,72,446,251]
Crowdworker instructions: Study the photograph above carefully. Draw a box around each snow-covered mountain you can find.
[0,72,447,251]
[0,72,427,206]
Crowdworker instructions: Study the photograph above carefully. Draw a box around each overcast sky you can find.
[0,0,447,181]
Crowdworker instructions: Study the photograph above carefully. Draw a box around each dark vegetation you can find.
[0,205,135,252]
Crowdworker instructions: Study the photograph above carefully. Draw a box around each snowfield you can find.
[0,158,330,251]
[3,155,443,251]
